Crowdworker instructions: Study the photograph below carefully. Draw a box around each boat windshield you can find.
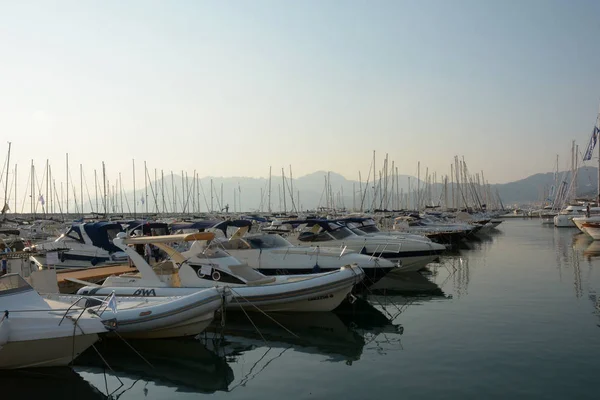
[0,274,32,294]
[328,227,354,240]
[360,225,380,233]
[106,227,123,240]
[58,227,84,243]
[199,248,235,259]
[246,235,293,249]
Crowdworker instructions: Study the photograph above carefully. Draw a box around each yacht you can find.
[284,220,446,272]
[172,219,397,282]
[0,274,107,369]
[31,222,128,269]
[78,232,365,312]
[554,205,600,228]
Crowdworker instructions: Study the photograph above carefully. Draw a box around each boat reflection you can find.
[75,338,233,394]
[572,232,593,252]
[583,240,600,260]
[369,271,446,296]
[0,367,107,400]
[206,303,401,364]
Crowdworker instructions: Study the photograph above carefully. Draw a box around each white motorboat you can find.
[335,217,433,243]
[32,222,128,269]
[580,222,600,240]
[572,215,600,233]
[0,274,107,369]
[44,288,229,339]
[192,221,397,283]
[77,232,364,312]
[284,220,446,272]
[553,205,600,227]
[391,216,476,244]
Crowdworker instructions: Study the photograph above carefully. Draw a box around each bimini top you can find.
[122,220,169,235]
[284,219,355,242]
[122,232,215,244]
[82,222,124,253]
[170,220,253,238]
[281,219,342,230]
[169,220,222,232]
[241,215,269,223]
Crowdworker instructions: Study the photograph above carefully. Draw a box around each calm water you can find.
[3,219,600,399]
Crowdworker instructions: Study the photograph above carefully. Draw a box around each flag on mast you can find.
[583,125,599,161]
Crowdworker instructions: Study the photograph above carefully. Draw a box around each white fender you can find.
[0,317,10,347]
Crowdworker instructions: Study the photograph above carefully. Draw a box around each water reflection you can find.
[69,296,405,396]
[75,338,233,395]
[583,241,600,260]
[205,311,369,363]
[0,367,107,399]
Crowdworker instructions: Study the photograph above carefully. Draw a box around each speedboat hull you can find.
[0,334,99,369]
[554,214,577,227]
[78,266,365,313]
[581,223,600,240]
[48,289,228,339]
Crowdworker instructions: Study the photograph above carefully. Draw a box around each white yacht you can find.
[78,232,365,313]
[45,289,229,339]
[32,222,128,269]
[554,205,600,228]
[172,220,398,282]
[0,274,107,369]
[284,220,446,272]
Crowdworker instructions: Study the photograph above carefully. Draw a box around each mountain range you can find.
[104,167,598,213]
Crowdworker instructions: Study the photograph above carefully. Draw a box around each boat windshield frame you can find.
[245,234,293,249]
[0,274,33,295]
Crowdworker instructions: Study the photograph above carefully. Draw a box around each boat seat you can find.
[245,276,277,286]
[227,263,276,285]
[152,261,181,287]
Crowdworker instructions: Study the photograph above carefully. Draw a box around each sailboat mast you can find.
[597,112,600,205]
[289,165,294,212]
[119,172,124,214]
[372,151,376,210]
[144,161,148,216]
[132,159,136,217]
[3,142,11,216]
[45,160,49,216]
[30,160,34,217]
[94,170,98,214]
[102,161,107,215]
[268,166,272,213]
[161,170,165,214]
[80,164,83,216]
[66,153,69,216]
[281,168,286,213]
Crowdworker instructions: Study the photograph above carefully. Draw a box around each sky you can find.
[2,0,600,198]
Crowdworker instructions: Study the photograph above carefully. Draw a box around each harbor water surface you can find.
[3,219,600,399]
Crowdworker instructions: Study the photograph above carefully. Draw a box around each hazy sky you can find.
[2,0,600,192]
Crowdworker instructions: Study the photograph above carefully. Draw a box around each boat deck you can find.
[56,264,137,293]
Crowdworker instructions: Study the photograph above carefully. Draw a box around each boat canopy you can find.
[170,220,253,238]
[241,215,269,223]
[82,222,124,253]
[122,232,215,244]
[169,220,222,231]
[213,220,253,237]
[123,220,169,235]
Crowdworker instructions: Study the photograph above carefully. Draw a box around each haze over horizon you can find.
[2,0,600,189]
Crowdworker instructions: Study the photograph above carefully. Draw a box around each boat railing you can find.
[58,296,91,327]
[339,245,347,259]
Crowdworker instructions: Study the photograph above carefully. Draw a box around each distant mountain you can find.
[44,168,597,214]
[103,170,421,214]
[493,167,598,205]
